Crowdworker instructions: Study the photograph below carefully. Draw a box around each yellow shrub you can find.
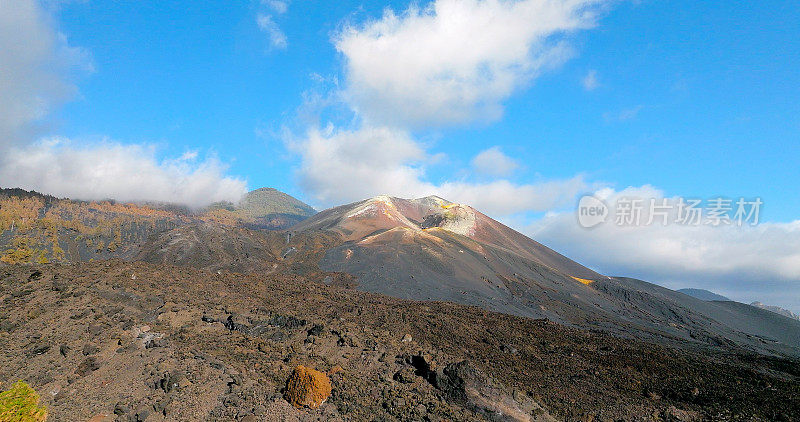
[35,252,48,264]
[1,238,36,264]
[0,381,47,422]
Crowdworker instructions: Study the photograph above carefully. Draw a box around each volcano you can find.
[292,195,800,356]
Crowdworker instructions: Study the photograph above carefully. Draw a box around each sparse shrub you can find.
[35,251,48,264]
[0,381,47,421]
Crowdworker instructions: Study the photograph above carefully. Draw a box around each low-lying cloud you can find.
[0,0,247,207]
[1,138,246,207]
[530,185,800,311]
[291,125,586,215]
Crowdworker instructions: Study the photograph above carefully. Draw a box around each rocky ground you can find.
[1,261,798,421]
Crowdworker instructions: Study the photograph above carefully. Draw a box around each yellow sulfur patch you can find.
[571,276,594,285]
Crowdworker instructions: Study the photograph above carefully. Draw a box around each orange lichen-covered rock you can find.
[284,365,332,409]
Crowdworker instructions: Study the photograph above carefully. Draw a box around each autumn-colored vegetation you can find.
[0,191,190,264]
[198,208,245,226]
[0,188,315,264]
[0,381,47,422]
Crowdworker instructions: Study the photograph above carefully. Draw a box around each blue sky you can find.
[46,0,799,220]
[1,0,799,311]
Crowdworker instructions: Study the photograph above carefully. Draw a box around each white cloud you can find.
[529,185,800,311]
[471,146,519,176]
[439,177,586,216]
[582,69,598,90]
[291,126,586,215]
[335,0,604,127]
[0,0,91,146]
[0,0,247,207]
[263,0,289,14]
[291,126,431,204]
[287,0,605,214]
[0,138,247,207]
[257,13,288,49]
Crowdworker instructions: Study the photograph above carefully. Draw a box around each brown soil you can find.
[1,261,798,421]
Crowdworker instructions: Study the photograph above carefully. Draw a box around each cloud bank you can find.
[291,125,586,215]
[0,0,247,207]
[1,138,246,207]
[530,185,800,311]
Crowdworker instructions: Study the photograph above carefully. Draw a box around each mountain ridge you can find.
[2,187,799,357]
[293,194,600,280]
[0,186,314,264]
[677,288,732,302]
[291,194,800,357]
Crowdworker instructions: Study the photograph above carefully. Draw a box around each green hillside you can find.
[237,188,316,219]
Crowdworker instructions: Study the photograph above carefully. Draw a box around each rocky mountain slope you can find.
[0,188,191,264]
[289,195,800,357]
[2,189,800,420]
[232,188,316,230]
[293,195,598,279]
[0,187,314,265]
[677,289,731,302]
[1,261,798,421]
[4,189,798,358]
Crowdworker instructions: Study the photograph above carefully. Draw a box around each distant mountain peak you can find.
[202,187,317,230]
[238,187,316,219]
[345,195,417,228]
[339,195,481,237]
[750,302,800,321]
